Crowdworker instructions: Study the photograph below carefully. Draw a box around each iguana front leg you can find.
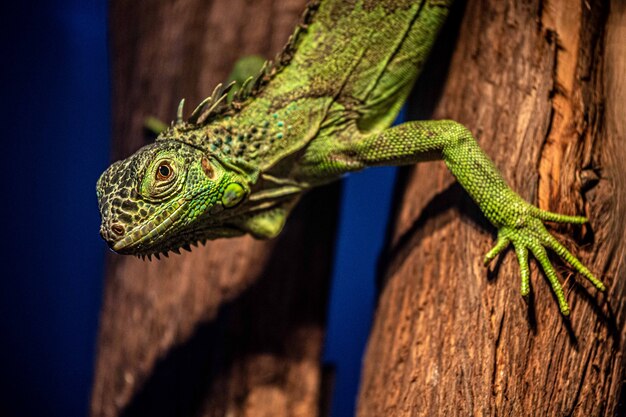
[333,119,605,315]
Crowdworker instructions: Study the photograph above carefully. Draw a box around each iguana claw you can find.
[484,207,605,315]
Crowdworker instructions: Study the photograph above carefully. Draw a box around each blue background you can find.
[1,1,397,416]
[3,1,110,416]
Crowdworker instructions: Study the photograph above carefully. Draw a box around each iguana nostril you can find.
[111,224,125,236]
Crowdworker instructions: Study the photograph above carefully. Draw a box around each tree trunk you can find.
[90,1,339,417]
[358,0,625,416]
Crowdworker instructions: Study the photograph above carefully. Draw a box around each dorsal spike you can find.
[239,76,254,93]
[197,93,229,124]
[234,76,254,102]
[176,98,185,124]
[188,95,214,123]
[223,80,237,92]
[179,1,321,126]
[210,83,224,102]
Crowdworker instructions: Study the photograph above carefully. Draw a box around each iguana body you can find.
[97,0,605,315]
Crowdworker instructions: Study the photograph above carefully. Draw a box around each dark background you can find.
[1,1,398,416]
[2,0,109,416]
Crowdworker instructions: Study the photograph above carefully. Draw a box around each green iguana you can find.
[96,0,605,315]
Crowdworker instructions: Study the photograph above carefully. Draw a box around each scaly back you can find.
[261,0,452,132]
[161,1,451,172]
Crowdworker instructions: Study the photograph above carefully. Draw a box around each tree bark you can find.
[358,0,625,416]
[90,1,338,417]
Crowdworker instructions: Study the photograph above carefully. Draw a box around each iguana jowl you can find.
[96,0,605,315]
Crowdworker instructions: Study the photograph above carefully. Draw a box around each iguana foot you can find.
[483,205,605,315]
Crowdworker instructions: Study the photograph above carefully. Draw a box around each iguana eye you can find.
[139,157,181,201]
[156,162,173,181]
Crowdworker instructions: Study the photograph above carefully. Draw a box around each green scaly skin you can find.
[97,0,605,315]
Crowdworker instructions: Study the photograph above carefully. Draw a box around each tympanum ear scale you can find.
[222,183,246,208]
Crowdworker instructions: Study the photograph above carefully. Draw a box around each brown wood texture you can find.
[90,1,339,417]
[358,0,625,416]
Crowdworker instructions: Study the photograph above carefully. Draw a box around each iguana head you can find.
[97,139,250,257]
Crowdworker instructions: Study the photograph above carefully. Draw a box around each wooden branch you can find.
[90,1,339,417]
[358,0,625,415]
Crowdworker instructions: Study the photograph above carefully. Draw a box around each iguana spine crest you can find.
[175,0,321,128]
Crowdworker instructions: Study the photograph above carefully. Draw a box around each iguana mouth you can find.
[113,199,186,253]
